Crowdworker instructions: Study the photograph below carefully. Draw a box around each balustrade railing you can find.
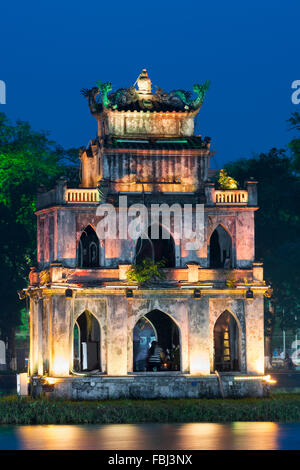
[65,189,99,203]
[214,190,248,205]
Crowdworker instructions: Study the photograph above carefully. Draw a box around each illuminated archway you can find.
[78,225,100,268]
[135,225,175,267]
[133,309,181,372]
[209,225,232,268]
[73,311,101,372]
[213,310,240,372]
[133,316,157,371]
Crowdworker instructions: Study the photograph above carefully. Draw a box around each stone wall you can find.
[29,289,265,380]
[105,109,197,139]
[36,205,256,270]
[32,375,269,400]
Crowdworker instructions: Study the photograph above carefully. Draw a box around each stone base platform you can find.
[31,373,269,399]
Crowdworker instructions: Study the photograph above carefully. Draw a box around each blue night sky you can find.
[1,0,299,167]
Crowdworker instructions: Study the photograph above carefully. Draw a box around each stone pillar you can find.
[244,296,265,374]
[106,296,128,375]
[50,262,63,283]
[0,340,6,371]
[57,209,77,267]
[252,262,264,281]
[29,296,42,375]
[80,149,99,188]
[245,180,258,206]
[186,264,200,282]
[37,298,44,376]
[119,264,131,281]
[56,177,67,204]
[204,182,215,206]
[49,295,71,377]
[189,297,210,375]
[29,266,39,286]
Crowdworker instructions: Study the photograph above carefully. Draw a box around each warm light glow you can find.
[231,422,278,450]
[16,425,82,450]
[52,355,69,376]
[190,354,210,375]
[43,377,57,385]
[264,374,277,384]
[234,375,276,384]
[254,358,265,375]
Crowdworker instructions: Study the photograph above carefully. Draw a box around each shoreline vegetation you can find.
[1,394,300,425]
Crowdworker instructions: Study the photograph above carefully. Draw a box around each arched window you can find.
[214,310,240,372]
[133,316,157,372]
[135,225,175,267]
[133,309,180,372]
[78,225,100,268]
[209,225,232,268]
[73,321,80,371]
[73,311,101,372]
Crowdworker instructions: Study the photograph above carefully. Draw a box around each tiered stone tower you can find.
[25,70,270,399]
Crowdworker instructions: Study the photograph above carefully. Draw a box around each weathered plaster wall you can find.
[80,149,100,188]
[31,288,265,387]
[105,110,197,138]
[235,211,255,267]
[189,297,210,374]
[29,298,39,375]
[244,296,265,374]
[36,203,256,270]
[49,295,70,377]
[205,210,255,268]
[32,375,269,399]
[57,210,77,267]
[102,152,209,194]
[106,296,128,375]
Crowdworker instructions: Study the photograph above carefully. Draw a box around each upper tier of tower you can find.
[81,69,210,139]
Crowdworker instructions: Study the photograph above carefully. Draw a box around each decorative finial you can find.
[137,68,152,95]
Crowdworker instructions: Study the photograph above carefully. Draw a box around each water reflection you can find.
[231,422,278,450]
[0,422,299,450]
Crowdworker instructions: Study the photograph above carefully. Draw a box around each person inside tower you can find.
[147,341,165,371]
[284,352,295,371]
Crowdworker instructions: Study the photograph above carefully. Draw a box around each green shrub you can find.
[126,258,166,286]
[217,169,239,189]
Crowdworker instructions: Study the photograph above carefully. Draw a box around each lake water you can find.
[0,422,300,450]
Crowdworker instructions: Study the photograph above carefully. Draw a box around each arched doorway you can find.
[133,316,157,371]
[214,310,240,372]
[78,225,100,268]
[133,309,180,372]
[73,311,101,372]
[135,225,175,267]
[209,225,232,268]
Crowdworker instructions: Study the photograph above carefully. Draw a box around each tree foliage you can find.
[0,113,79,341]
[287,112,300,173]
[225,142,300,332]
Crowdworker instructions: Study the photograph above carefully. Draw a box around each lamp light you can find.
[126,288,133,298]
[245,288,254,299]
[65,288,73,298]
[193,289,201,299]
